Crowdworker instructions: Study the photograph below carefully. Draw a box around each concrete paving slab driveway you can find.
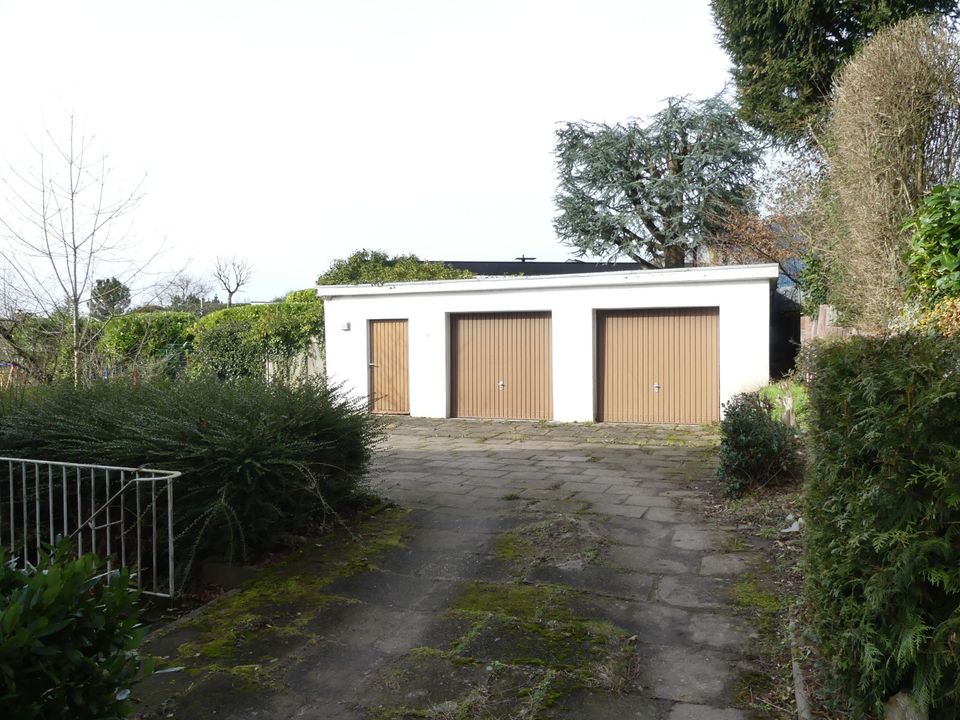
[135,417,759,720]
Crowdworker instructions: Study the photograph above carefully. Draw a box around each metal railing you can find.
[0,457,181,598]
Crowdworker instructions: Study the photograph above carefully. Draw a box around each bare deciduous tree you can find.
[213,257,252,307]
[164,273,212,307]
[709,209,804,283]
[0,117,147,383]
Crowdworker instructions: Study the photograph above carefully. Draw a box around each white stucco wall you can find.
[320,264,779,423]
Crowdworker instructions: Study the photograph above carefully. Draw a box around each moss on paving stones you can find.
[730,576,781,615]
[141,508,411,701]
[728,572,791,718]
[362,515,639,720]
[492,515,606,574]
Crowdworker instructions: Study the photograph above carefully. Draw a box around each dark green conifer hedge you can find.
[805,334,960,717]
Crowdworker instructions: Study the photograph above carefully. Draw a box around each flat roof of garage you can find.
[317,263,780,298]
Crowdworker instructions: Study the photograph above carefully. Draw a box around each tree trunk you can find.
[72,298,80,387]
[665,245,686,268]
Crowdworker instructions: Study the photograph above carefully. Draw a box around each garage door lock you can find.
[653,383,661,393]
[498,380,505,391]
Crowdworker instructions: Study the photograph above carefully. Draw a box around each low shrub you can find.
[804,334,960,718]
[716,392,801,498]
[0,542,143,719]
[904,182,960,305]
[0,377,381,585]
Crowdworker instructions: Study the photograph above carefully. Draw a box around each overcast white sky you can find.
[0,1,732,302]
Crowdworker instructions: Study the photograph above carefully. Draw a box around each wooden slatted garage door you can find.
[597,308,719,424]
[368,319,409,414]
[450,312,552,420]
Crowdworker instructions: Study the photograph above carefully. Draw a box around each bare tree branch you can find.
[0,116,148,384]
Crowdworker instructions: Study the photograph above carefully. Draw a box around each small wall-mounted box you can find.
[341,322,351,331]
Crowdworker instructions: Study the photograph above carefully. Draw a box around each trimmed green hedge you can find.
[804,335,960,717]
[189,298,324,380]
[0,542,143,719]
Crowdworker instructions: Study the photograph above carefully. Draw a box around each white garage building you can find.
[319,263,779,424]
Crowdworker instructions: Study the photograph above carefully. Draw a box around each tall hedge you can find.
[96,311,195,375]
[189,296,323,380]
[804,334,960,717]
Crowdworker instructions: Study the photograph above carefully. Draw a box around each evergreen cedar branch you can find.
[711,0,960,144]
[553,94,762,268]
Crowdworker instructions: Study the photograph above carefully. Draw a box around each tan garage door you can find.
[597,308,719,424]
[368,319,409,414]
[450,312,552,420]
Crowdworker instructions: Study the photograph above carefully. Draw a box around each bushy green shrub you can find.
[97,311,195,377]
[804,334,960,717]
[904,183,960,304]
[189,298,324,380]
[716,392,801,498]
[0,542,143,719]
[0,377,381,585]
[317,249,473,285]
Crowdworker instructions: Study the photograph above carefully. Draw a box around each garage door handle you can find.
[653,383,661,392]
[498,380,505,390]
[369,363,378,367]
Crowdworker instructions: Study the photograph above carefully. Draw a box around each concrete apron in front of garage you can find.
[138,418,760,720]
[366,418,757,720]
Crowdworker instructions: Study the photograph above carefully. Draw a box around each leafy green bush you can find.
[97,311,195,377]
[189,298,324,380]
[904,183,960,304]
[317,249,473,285]
[716,392,801,498]
[0,377,381,585]
[804,334,960,717]
[0,542,143,719]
